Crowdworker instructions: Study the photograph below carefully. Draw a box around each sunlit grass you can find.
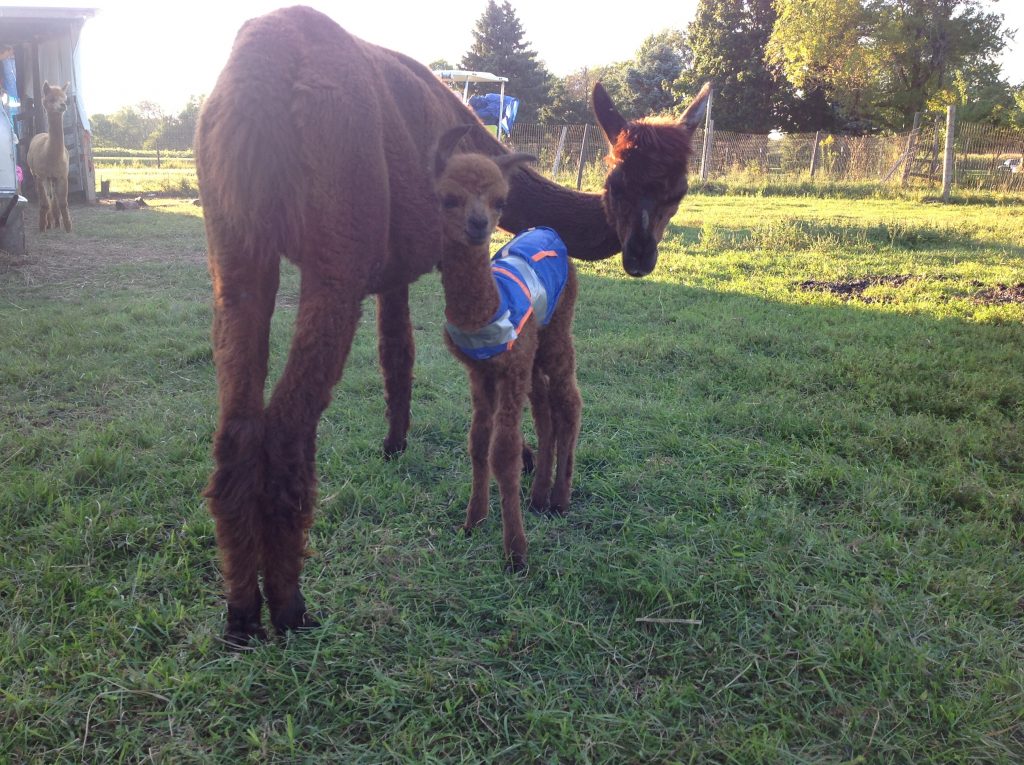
[1,194,1022,762]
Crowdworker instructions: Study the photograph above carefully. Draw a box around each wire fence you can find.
[91,117,1024,195]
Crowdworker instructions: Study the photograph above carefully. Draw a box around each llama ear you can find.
[434,124,474,177]
[492,152,536,178]
[679,82,712,132]
[593,82,627,146]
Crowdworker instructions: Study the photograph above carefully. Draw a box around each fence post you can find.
[551,125,568,177]
[156,145,161,169]
[809,130,822,179]
[700,87,714,181]
[575,124,590,190]
[942,104,956,202]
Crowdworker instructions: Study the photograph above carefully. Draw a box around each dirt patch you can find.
[797,274,915,303]
[797,275,1024,306]
[1,198,207,298]
[973,283,1024,305]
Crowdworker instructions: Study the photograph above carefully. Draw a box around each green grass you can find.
[1,194,1023,763]
[94,165,199,196]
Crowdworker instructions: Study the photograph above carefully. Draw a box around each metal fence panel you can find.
[91,118,1024,195]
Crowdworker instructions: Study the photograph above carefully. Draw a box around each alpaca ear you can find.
[42,80,51,94]
[493,152,536,178]
[679,82,712,132]
[593,83,627,146]
[63,81,72,95]
[434,124,474,177]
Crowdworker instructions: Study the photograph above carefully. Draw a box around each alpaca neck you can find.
[45,109,66,150]
[501,168,620,261]
[440,243,500,331]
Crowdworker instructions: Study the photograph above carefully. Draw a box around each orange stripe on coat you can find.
[531,249,558,262]
[492,267,532,300]
[507,306,535,349]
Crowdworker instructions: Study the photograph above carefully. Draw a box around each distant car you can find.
[999,158,1022,173]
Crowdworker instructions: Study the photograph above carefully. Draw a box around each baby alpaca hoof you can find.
[505,557,528,575]
[461,523,473,538]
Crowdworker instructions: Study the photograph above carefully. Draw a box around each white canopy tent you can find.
[433,69,508,108]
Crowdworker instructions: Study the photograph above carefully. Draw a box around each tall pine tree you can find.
[461,1,552,121]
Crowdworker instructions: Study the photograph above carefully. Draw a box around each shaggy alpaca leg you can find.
[56,176,72,233]
[492,379,529,572]
[37,189,50,232]
[463,374,496,534]
[208,417,270,646]
[527,368,555,513]
[548,366,582,513]
[205,244,279,644]
[377,285,414,458]
[262,284,363,632]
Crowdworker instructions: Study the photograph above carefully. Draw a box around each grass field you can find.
[1,190,1023,763]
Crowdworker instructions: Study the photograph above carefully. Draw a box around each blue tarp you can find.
[468,93,519,137]
[2,58,20,136]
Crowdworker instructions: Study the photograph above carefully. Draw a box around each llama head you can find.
[593,82,711,278]
[41,81,71,115]
[433,125,536,249]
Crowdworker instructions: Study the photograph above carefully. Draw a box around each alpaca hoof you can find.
[224,625,268,649]
[224,604,265,648]
[269,590,318,635]
[382,437,407,460]
[461,524,472,537]
[294,610,323,633]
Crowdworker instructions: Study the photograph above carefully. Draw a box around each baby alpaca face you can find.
[436,155,509,249]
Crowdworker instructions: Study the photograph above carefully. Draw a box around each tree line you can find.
[90,0,1024,148]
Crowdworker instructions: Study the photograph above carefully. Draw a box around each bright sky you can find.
[23,0,1024,115]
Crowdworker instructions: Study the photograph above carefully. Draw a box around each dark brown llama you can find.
[196,5,710,645]
[433,127,581,572]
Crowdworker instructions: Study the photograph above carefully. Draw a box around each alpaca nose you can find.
[466,215,489,243]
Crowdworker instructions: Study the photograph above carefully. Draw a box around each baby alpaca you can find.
[433,126,582,572]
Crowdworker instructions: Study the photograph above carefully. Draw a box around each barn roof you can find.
[0,6,97,42]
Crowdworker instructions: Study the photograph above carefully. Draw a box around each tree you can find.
[685,0,799,132]
[88,102,164,148]
[538,65,618,123]
[768,0,1011,130]
[461,0,552,121]
[146,95,205,150]
[622,30,692,117]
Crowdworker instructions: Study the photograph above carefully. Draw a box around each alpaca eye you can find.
[493,199,506,212]
[443,195,461,209]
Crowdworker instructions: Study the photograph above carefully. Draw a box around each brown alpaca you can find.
[433,127,581,572]
[27,81,72,233]
[196,6,710,645]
